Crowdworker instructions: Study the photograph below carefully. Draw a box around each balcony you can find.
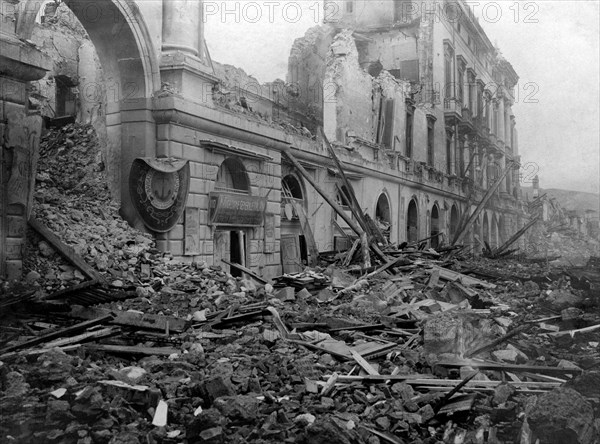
[458,107,475,135]
[444,98,462,126]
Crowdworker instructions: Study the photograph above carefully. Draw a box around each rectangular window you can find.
[468,71,476,112]
[405,109,414,158]
[427,116,435,167]
[457,66,464,104]
[346,1,353,13]
[444,43,454,99]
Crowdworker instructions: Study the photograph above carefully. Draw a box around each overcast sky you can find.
[205,1,600,194]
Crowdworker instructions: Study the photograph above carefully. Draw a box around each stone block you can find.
[275,287,295,301]
[201,376,236,404]
[527,387,595,444]
[168,240,184,256]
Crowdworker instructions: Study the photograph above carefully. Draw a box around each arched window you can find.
[376,193,391,242]
[431,204,440,249]
[407,198,419,243]
[282,175,303,200]
[376,193,391,224]
[215,158,249,194]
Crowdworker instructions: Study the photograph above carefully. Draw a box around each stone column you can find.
[1,0,51,279]
[160,0,217,104]
[162,0,201,57]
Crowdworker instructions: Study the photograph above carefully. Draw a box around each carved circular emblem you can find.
[144,169,180,210]
[129,158,190,233]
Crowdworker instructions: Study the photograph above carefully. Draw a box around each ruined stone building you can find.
[1,0,528,280]
[286,0,526,254]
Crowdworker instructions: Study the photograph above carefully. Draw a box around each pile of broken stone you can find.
[1,125,600,444]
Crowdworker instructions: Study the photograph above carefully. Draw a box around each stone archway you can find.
[16,0,160,224]
[375,192,391,242]
[407,198,419,243]
[430,203,440,249]
[281,174,309,272]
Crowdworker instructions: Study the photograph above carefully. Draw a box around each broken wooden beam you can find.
[350,350,380,376]
[0,314,113,354]
[29,217,106,283]
[86,344,179,356]
[220,259,268,284]
[435,360,583,376]
[68,306,188,333]
[490,216,540,258]
[282,146,364,237]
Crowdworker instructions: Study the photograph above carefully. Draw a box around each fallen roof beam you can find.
[490,216,540,258]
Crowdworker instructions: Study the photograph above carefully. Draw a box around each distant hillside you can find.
[522,186,600,214]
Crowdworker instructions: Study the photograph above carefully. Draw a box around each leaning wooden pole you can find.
[321,129,372,236]
[281,146,364,238]
[452,161,516,246]
[491,216,540,258]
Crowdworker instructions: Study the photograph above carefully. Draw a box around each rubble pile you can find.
[3,251,600,443]
[26,123,156,292]
[1,125,599,443]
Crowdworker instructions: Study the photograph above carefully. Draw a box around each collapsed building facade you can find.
[1,0,528,281]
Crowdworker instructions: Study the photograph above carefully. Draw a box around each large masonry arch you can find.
[17,0,161,223]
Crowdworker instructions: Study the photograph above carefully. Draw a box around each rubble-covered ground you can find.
[1,124,600,444]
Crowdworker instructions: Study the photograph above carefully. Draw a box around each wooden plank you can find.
[342,239,361,267]
[359,426,404,444]
[69,306,188,333]
[86,344,179,356]
[436,360,583,376]
[406,379,561,389]
[491,216,540,258]
[0,344,81,361]
[220,258,268,284]
[281,147,364,237]
[0,315,113,354]
[322,374,437,382]
[43,327,119,348]
[363,256,411,280]
[29,217,105,282]
[350,350,380,376]
[283,194,319,267]
[545,323,600,337]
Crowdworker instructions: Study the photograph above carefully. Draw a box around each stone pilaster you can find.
[1,0,50,279]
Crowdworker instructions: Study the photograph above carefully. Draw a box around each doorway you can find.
[215,230,247,277]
